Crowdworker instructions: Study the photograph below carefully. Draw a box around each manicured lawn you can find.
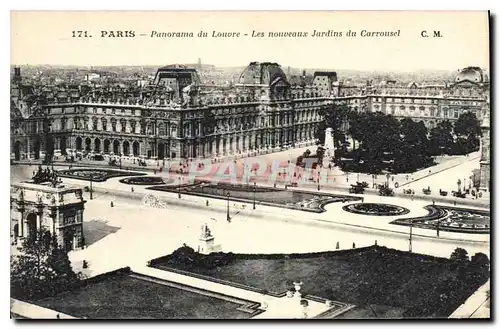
[151,246,489,318]
[148,182,362,212]
[34,272,259,319]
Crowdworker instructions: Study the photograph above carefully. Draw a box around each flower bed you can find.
[342,203,410,216]
[390,205,490,234]
[119,176,172,186]
[57,168,145,182]
[147,182,362,213]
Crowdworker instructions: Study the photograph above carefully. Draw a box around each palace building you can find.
[10,64,489,162]
[334,67,490,130]
[10,62,332,161]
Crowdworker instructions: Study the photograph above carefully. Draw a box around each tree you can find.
[430,120,454,154]
[450,247,469,263]
[470,253,489,268]
[11,228,79,301]
[454,112,481,138]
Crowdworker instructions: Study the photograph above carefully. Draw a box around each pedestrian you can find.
[352,242,356,248]
[131,187,134,193]
[336,241,340,250]
[432,199,435,205]
[56,314,60,319]
[206,200,209,207]
[110,201,114,207]
[374,240,378,246]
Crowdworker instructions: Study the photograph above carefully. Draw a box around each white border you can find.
[3,1,498,329]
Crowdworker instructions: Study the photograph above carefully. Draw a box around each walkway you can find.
[449,279,490,319]
[10,298,77,319]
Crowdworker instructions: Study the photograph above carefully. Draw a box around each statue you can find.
[200,223,212,239]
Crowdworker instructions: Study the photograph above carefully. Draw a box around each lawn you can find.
[150,245,490,319]
[148,182,362,212]
[33,270,260,319]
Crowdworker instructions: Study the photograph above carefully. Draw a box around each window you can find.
[92,118,98,131]
[111,119,117,132]
[102,119,107,131]
[121,120,126,133]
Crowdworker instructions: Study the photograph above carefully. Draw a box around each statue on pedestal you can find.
[322,128,335,168]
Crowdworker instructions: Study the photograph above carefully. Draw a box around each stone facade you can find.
[479,112,490,191]
[332,67,490,130]
[11,63,332,162]
[10,182,86,251]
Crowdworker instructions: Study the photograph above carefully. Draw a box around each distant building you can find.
[333,67,490,130]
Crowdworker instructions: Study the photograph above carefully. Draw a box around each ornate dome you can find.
[455,67,485,84]
[238,62,289,85]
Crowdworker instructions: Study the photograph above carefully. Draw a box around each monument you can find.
[479,111,490,191]
[10,182,86,251]
[198,223,221,254]
[322,127,335,168]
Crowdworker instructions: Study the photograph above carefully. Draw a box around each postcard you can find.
[10,10,490,320]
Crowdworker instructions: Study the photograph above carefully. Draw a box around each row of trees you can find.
[317,105,482,174]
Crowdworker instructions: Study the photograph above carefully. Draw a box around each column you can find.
[18,211,24,237]
[212,138,217,156]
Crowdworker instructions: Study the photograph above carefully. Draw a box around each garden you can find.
[57,168,146,182]
[342,203,410,216]
[149,245,490,319]
[33,269,261,319]
[390,205,490,234]
[119,176,173,185]
[147,182,362,213]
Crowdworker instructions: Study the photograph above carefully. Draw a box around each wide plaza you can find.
[10,147,490,319]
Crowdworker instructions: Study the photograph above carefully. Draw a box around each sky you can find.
[10,11,490,71]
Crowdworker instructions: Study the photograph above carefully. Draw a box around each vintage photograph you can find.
[10,11,490,319]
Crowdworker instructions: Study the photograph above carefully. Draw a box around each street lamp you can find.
[409,221,413,252]
[436,219,440,237]
[89,174,93,200]
[226,191,231,222]
[253,181,256,210]
[178,176,181,198]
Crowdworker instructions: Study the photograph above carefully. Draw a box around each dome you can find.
[237,62,289,85]
[455,67,484,84]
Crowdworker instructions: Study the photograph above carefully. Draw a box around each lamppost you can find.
[436,219,440,237]
[226,191,231,222]
[317,171,320,191]
[372,174,375,188]
[409,221,413,252]
[178,176,181,198]
[253,181,256,210]
[386,173,390,187]
[457,179,461,192]
[89,174,93,200]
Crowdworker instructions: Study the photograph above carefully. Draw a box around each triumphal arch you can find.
[10,182,86,251]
